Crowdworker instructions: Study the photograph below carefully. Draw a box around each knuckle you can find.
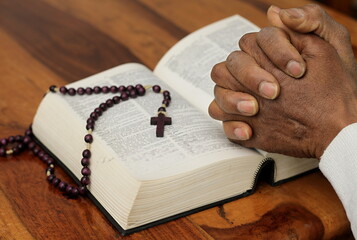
[211,63,225,82]
[305,3,325,17]
[238,32,256,50]
[208,101,223,120]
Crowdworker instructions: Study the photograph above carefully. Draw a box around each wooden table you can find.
[0,0,356,239]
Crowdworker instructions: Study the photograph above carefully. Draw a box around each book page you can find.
[154,15,259,114]
[55,63,260,179]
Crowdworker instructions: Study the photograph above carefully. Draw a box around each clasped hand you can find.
[209,4,357,158]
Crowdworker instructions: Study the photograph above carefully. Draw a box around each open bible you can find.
[32,15,319,235]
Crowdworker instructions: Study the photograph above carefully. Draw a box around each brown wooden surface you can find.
[0,0,356,239]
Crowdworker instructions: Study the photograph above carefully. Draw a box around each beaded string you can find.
[0,84,171,198]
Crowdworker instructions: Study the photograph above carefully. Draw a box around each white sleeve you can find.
[320,123,357,238]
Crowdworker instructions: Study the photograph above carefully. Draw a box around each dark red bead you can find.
[79,186,87,195]
[8,136,15,143]
[127,85,134,91]
[118,85,126,92]
[23,136,32,145]
[164,95,171,101]
[82,149,91,158]
[47,174,55,182]
[90,112,98,120]
[42,154,49,162]
[102,86,110,93]
[152,85,161,93]
[113,96,121,104]
[93,86,102,94]
[28,142,36,150]
[68,88,76,96]
[25,129,32,136]
[33,147,40,155]
[84,134,93,143]
[121,92,129,101]
[17,144,25,151]
[59,86,68,94]
[135,84,144,90]
[110,86,118,93]
[85,87,93,95]
[65,185,73,194]
[0,148,5,157]
[94,108,102,116]
[38,151,45,159]
[49,85,57,92]
[163,90,170,96]
[99,103,107,111]
[106,99,114,107]
[0,138,7,146]
[15,135,23,142]
[12,147,19,155]
[137,87,146,96]
[47,158,55,165]
[77,87,85,95]
[81,167,91,176]
[58,181,67,192]
[81,158,90,166]
[162,99,170,106]
[129,89,137,98]
[71,188,79,198]
[86,124,94,131]
[52,177,60,186]
[81,176,91,185]
[87,118,95,124]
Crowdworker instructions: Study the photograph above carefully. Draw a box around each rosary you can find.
[0,84,172,198]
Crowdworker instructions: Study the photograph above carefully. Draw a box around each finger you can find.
[223,121,252,141]
[256,27,306,78]
[225,50,279,99]
[211,62,246,91]
[209,100,248,122]
[214,85,259,116]
[277,4,355,71]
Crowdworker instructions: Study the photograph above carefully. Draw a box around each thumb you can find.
[278,4,355,74]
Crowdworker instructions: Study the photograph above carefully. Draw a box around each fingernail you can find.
[237,100,257,115]
[282,8,304,18]
[270,5,281,14]
[287,60,305,78]
[234,127,250,140]
[259,81,278,99]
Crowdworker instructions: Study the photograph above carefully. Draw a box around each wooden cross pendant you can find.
[150,113,172,137]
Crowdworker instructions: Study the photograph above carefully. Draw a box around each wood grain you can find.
[0,0,356,239]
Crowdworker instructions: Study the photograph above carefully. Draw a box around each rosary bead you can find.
[15,135,23,142]
[129,89,137,98]
[152,85,161,93]
[135,84,144,90]
[106,99,114,108]
[65,185,73,194]
[41,154,50,162]
[90,112,98,120]
[8,136,15,143]
[49,85,57,93]
[0,138,7,146]
[85,87,93,95]
[86,124,94,131]
[113,96,121,104]
[121,92,129,101]
[94,108,103,116]
[93,86,102,94]
[99,103,107,111]
[32,147,40,156]
[38,151,45,159]
[28,142,36,150]
[59,86,68,94]
[84,134,93,143]
[127,85,134,92]
[12,147,19,155]
[163,90,170,97]
[81,167,91,176]
[68,88,76,96]
[158,107,166,112]
[58,181,67,192]
[71,187,79,198]
[118,85,126,92]
[102,86,110,93]
[137,87,146,96]
[82,149,91,158]
[47,158,55,165]
[52,178,60,186]
[25,129,32,136]
[23,136,32,145]
[81,176,91,185]
[17,143,25,151]
[0,148,5,157]
[77,87,85,95]
[164,95,171,101]
[79,186,87,195]
[81,158,90,166]
[47,174,55,182]
[110,86,118,93]
[87,118,95,124]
